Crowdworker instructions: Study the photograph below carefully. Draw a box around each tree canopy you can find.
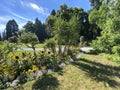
[90,0,120,54]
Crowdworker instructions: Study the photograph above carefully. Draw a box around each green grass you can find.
[0,43,5,48]
[20,43,45,48]
[7,54,120,90]
[35,44,45,48]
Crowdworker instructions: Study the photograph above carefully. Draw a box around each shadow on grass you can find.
[72,58,120,88]
[32,74,59,90]
[79,49,99,55]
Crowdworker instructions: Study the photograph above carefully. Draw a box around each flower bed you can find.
[0,43,79,89]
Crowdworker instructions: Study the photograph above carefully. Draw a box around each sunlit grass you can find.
[35,44,45,48]
[21,43,45,48]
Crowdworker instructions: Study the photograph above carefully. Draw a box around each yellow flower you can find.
[25,57,31,61]
[38,50,44,54]
[22,52,26,57]
[25,71,28,74]
[11,71,16,75]
[47,50,51,54]
[53,53,58,57]
[41,66,46,70]
[32,65,38,72]
[0,67,3,71]
[4,71,9,77]
[21,70,26,74]
[13,55,20,60]
[7,63,12,67]
[28,69,32,73]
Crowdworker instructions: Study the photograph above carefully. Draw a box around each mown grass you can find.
[0,43,5,48]
[7,54,120,90]
[35,44,45,48]
[21,43,45,48]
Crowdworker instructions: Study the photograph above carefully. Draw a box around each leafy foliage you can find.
[90,0,120,54]
[23,18,47,42]
[8,36,18,43]
[45,38,56,53]
[19,32,39,54]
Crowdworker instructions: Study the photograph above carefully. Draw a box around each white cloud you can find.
[29,3,44,13]
[18,22,26,29]
[0,24,6,32]
[9,11,30,21]
[0,16,8,22]
[20,1,49,16]
[0,16,14,22]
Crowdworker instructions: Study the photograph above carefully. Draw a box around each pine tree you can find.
[6,19,19,39]
[34,18,46,42]
[0,33,2,41]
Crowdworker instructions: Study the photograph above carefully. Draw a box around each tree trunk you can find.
[32,45,36,55]
[63,43,67,54]
[67,40,71,54]
[58,40,62,56]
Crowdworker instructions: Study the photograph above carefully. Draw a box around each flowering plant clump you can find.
[36,50,59,70]
[0,42,73,89]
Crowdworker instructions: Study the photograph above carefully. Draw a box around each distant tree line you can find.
[0,3,101,43]
[0,18,47,43]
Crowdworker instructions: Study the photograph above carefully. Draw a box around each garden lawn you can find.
[8,54,120,90]
[20,43,45,48]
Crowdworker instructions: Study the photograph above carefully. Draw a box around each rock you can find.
[10,74,27,87]
[58,63,66,68]
[47,69,53,73]
[80,47,93,52]
[10,79,20,87]
[68,58,74,62]
[76,53,83,59]
[36,70,43,78]
[17,75,27,83]
[41,70,48,74]
[105,82,109,87]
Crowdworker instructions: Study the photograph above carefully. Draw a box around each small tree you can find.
[8,36,18,43]
[45,38,56,53]
[19,32,39,54]
[54,16,80,56]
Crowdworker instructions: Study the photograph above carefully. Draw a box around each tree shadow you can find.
[72,58,120,88]
[32,74,59,90]
[79,49,99,55]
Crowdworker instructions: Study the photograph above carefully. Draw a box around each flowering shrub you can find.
[0,42,74,89]
[36,50,59,70]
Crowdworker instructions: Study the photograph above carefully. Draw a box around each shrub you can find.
[45,38,56,53]
[8,36,18,43]
[112,46,120,55]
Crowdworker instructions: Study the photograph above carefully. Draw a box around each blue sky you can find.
[0,0,91,32]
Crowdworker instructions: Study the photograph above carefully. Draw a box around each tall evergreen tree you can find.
[2,30,6,40]
[0,33,2,41]
[23,21,34,33]
[34,18,47,42]
[50,9,56,16]
[6,19,19,39]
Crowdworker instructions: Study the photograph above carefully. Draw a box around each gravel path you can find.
[18,47,93,51]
